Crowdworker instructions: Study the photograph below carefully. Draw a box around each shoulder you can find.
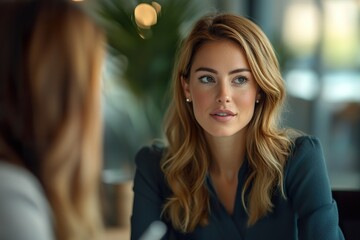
[292,135,322,153]
[0,161,47,204]
[284,135,331,197]
[133,140,170,197]
[287,135,325,170]
[285,135,325,172]
[135,140,166,169]
[134,140,167,183]
[0,161,54,239]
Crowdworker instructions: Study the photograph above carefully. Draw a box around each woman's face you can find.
[182,40,259,139]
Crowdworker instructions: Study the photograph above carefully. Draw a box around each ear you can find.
[257,93,261,101]
[181,76,191,99]
[256,89,262,101]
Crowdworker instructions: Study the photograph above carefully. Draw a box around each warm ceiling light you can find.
[134,3,157,29]
[282,2,320,55]
[151,1,161,14]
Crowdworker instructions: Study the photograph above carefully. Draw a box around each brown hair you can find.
[0,1,105,239]
[161,13,295,232]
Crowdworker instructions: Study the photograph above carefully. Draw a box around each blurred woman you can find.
[0,1,105,239]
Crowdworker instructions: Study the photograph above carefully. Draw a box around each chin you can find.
[203,125,248,139]
[206,130,240,138]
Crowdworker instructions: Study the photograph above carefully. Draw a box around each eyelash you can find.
[198,75,248,85]
[198,75,215,83]
[233,76,248,84]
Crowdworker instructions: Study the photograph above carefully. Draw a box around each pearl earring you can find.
[186,98,191,102]
[256,99,260,103]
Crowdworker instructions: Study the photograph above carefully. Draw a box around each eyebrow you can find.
[194,67,251,75]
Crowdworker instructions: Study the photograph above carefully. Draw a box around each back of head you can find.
[0,0,105,239]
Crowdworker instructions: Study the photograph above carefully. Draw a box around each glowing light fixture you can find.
[134,3,158,29]
[282,1,320,55]
[323,0,359,67]
[151,1,162,14]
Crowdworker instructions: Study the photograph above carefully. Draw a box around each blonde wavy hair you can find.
[0,1,105,239]
[161,13,296,232]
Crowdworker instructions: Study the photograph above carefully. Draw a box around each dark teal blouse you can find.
[131,136,345,240]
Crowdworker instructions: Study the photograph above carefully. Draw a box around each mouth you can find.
[210,110,237,117]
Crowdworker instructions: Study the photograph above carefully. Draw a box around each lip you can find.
[210,109,237,122]
[210,109,237,116]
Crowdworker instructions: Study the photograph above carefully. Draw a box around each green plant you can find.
[97,0,199,138]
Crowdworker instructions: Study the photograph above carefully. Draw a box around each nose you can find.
[217,96,230,103]
[216,82,230,103]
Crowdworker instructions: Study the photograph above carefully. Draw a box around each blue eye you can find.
[199,75,215,83]
[233,76,248,84]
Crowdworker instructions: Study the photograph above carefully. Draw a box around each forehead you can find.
[191,40,249,71]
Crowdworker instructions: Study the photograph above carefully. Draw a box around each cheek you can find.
[191,91,209,113]
[236,91,257,112]
[242,94,255,105]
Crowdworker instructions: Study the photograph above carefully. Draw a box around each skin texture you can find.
[182,40,259,139]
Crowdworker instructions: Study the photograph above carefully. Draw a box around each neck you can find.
[206,133,246,181]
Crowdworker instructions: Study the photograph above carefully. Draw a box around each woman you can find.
[131,13,344,240]
[0,1,105,239]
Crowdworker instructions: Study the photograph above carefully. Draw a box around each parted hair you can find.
[0,1,105,239]
[161,13,296,232]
